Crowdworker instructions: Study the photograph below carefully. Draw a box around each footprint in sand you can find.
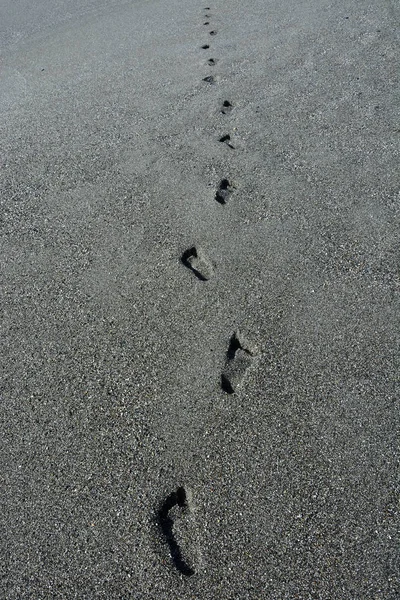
[219,134,235,149]
[207,58,217,66]
[215,178,235,204]
[159,487,199,577]
[203,75,216,84]
[201,44,210,49]
[221,100,233,115]
[209,30,217,36]
[221,330,256,394]
[182,246,215,281]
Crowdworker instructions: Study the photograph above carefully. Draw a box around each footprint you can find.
[203,75,216,84]
[201,44,210,49]
[221,330,256,394]
[215,178,235,204]
[182,246,214,281]
[207,58,217,66]
[158,487,198,577]
[209,30,217,36]
[221,100,233,115]
[219,134,235,149]
[204,21,210,25]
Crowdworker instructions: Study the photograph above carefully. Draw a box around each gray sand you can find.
[1,0,399,598]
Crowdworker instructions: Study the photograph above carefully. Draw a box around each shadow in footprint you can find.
[215,178,235,204]
[158,487,195,577]
[182,246,214,280]
[209,30,217,36]
[204,21,210,25]
[221,330,256,394]
[221,100,233,114]
[226,332,243,360]
[201,44,210,49]
[208,58,217,66]
[219,134,235,149]
[203,75,215,84]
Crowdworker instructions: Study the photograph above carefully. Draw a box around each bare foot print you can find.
[221,330,256,394]
[219,134,235,149]
[203,75,216,84]
[182,246,215,280]
[215,178,235,204]
[221,100,233,114]
[158,487,198,577]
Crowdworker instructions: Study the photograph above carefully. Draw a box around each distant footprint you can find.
[209,30,217,36]
[221,100,233,115]
[201,44,210,49]
[182,246,215,280]
[215,178,235,204]
[204,21,210,25]
[221,330,256,394]
[207,58,217,66]
[158,487,198,577]
[203,75,216,84]
[219,134,235,149]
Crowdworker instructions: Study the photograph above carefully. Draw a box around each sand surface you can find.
[1,0,399,598]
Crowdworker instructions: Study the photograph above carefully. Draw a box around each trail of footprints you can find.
[200,8,235,153]
[160,6,256,577]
